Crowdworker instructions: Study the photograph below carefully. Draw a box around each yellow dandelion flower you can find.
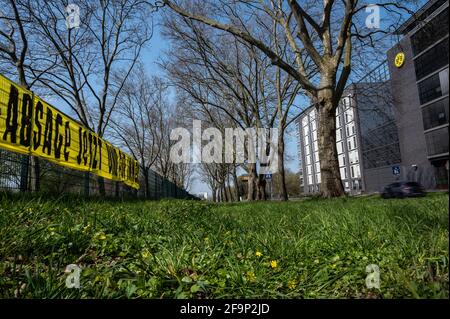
[82,224,91,234]
[141,250,151,259]
[94,232,107,240]
[204,236,209,242]
[246,271,256,282]
[255,251,263,257]
[288,280,297,290]
[270,260,278,269]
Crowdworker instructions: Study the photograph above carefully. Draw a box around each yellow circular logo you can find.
[394,52,405,68]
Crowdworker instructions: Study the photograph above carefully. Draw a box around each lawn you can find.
[0,192,448,298]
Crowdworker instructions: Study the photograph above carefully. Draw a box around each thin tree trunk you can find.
[257,175,267,200]
[247,163,257,201]
[232,166,240,201]
[31,156,40,192]
[278,132,288,201]
[317,86,345,198]
[226,174,233,201]
[223,183,228,202]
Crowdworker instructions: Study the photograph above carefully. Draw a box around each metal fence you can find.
[0,148,196,200]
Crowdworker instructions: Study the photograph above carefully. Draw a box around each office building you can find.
[387,0,449,189]
[297,65,402,194]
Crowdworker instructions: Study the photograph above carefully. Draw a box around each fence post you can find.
[19,155,29,192]
[84,172,90,197]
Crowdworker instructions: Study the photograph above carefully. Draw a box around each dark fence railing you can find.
[0,148,197,200]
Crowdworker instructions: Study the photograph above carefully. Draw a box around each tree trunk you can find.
[232,166,240,201]
[278,132,288,201]
[257,175,267,200]
[247,163,257,201]
[211,186,217,202]
[31,156,40,192]
[226,185,232,202]
[317,87,345,198]
[223,183,228,202]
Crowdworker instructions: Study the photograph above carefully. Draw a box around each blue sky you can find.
[139,28,301,195]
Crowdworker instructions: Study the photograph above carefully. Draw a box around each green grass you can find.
[0,192,448,299]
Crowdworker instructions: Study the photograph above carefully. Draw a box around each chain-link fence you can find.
[0,148,196,200]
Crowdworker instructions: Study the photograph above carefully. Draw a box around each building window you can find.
[303,125,309,136]
[348,140,352,150]
[422,97,449,130]
[338,154,345,167]
[411,8,449,56]
[425,127,449,156]
[302,117,308,128]
[337,142,343,154]
[315,162,320,173]
[353,136,357,148]
[349,150,358,164]
[414,37,449,80]
[418,73,442,104]
[362,143,402,169]
[304,135,309,146]
[351,166,355,178]
[352,165,361,178]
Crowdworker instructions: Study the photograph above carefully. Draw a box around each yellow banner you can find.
[0,73,139,189]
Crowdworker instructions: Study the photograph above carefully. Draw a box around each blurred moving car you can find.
[381,182,426,198]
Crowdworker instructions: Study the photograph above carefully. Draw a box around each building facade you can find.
[297,92,363,195]
[297,0,449,195]
[297,67,402,195]
[387,0,449,189]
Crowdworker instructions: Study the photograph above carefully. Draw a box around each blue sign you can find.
[265,173,272,180]
[392,166,401,176]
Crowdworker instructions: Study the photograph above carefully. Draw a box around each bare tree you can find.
[110,65,164,198]
[162,0,418,198]
[22,0,153,194]
[0,0,44,192]
[162,5,314,200]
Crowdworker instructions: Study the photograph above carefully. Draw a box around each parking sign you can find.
[392,166,400,176]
